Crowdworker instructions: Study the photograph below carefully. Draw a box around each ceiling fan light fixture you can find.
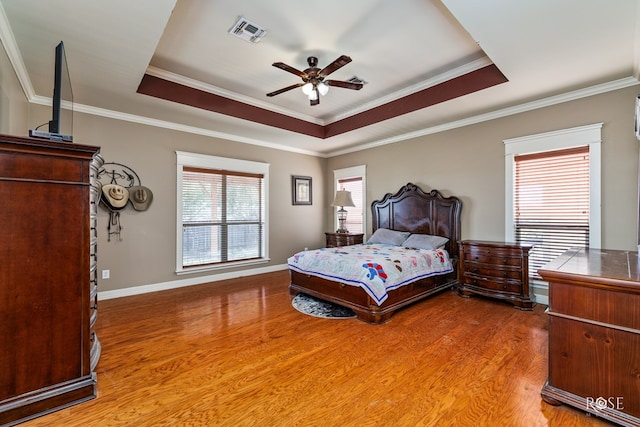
[267,55,362,106]
[317,82,329,96]
[301,82,313,95]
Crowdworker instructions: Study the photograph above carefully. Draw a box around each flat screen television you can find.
[29,41,73,142]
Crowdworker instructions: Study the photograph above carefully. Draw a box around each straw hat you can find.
[129,185,153,211]
[101,184,129,211]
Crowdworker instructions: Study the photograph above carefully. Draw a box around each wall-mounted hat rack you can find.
[97,162,154,241]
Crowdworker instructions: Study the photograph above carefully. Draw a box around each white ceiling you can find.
[1,0,639,156]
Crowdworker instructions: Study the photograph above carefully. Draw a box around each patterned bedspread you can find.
[287,243,453,305]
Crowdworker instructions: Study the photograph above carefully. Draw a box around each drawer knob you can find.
[503,259,509,264]
[503,272,508,277]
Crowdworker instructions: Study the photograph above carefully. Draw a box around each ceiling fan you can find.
[266,55,363,106]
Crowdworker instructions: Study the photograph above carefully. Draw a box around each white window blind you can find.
[338,177,363,234]
[514,146,590,278]
[181,167,264,268]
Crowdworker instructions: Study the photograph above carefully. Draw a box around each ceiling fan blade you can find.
[318,55,352,78]
[272,62,306,78]
[266,82,304,97]
[325,80,364,90]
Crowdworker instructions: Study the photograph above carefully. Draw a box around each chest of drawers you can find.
[458,240,534,309]
[539,248,640,426]
[0,135,101,425]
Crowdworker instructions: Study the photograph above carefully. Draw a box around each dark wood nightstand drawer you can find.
[463,263,523,281]
[461,275,523,294]
[462,245,524,266]
[325,232,364,248]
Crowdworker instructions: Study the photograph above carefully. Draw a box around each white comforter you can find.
[287,243,453,305]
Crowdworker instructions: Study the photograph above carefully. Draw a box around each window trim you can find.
[333,165,367,237]
[504,124,602,305]
[504,123,602,248]
[176,151,270,274]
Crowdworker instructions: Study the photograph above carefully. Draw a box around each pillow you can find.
[402,234,449,250]
[366,228,411,246]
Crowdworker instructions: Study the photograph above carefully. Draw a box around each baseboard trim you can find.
[98,265,552,306]
[98,264,289,301]
[532,280,549,306]
[533,293,549,306]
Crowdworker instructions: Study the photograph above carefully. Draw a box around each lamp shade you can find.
[331,190,355,207]
[301,82,313,95]
[317,82,329,96]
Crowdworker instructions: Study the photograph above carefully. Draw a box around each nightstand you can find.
[458,240,534,310]
[325,232,364,248]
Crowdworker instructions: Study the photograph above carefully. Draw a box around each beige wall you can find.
[80,114,327,292]
[20,103,327,293]
[3,40,639,294]
[0,39,28,134]
[329,85,640,252]
[3,32,327,293]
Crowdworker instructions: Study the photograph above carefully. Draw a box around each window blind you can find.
[181,167,264,267]
[514,146,590,278]
[338,177,363,234]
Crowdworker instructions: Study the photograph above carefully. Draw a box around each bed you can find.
[288,182,462,324]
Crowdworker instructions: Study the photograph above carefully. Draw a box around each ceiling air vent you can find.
[348,76,368,85]
[228,17,267,43]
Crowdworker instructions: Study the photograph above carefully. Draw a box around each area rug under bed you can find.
[291,293,357,319]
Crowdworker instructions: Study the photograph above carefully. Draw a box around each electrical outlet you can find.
[101,269,110,280]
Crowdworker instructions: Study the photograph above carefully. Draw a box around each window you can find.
[505,123,602,281]
[334,166,366,235]
[514,147,590,278]
[176,152,269,273]
[337,177,363,234]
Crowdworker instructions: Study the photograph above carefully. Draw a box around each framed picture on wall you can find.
[292,175,312,205]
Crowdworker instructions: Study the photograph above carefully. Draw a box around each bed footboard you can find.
[289,270,456,324]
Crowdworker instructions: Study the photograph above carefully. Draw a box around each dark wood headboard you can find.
[371,183,462,259]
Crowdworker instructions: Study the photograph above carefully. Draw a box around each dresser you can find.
[325,232,364,248]
[458,240,534,309]
[89,153,104,371]
[539,248,640,427]
[0,134,101,426]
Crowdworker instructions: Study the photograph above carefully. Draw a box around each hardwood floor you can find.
[22,271,615,426]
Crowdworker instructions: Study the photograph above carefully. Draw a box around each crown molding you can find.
[146,66,325,125]
[327,56,493,124]
[0,3,35,100]
[147,57,493,127]
[3,4,637,159]
[327,77,640,157]
[71,101,325,157]
[22,75,640,159]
